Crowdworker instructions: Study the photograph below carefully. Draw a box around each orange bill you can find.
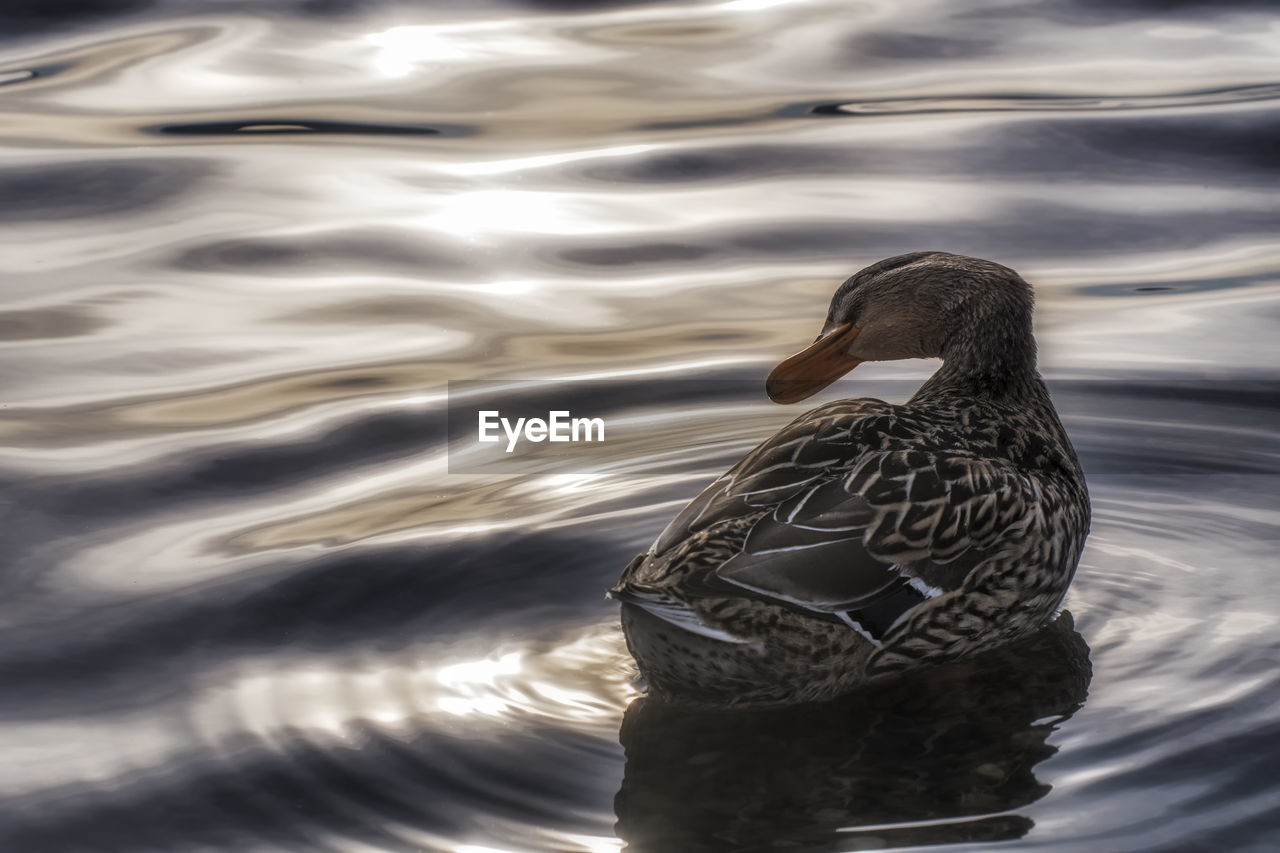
[765,322,862,404]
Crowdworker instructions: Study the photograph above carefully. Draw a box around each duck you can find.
[610,251,1090,706]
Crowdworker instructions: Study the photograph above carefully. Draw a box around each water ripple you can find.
[812,82,1280,116]
[1,0,1279,851]
[149,119,460,137]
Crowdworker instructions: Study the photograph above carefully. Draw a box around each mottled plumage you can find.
[611,252,1090,706]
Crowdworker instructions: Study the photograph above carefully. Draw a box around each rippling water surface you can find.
[2,1,1279,851]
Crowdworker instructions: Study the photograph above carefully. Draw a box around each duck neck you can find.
[915,312,1041,402]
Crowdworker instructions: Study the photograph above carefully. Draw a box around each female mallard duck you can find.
[611,252,1090,706]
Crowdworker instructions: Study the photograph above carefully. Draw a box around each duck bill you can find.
[766,323,862,404]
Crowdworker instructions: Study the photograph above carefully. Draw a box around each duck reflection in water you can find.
[615,612,1091,852]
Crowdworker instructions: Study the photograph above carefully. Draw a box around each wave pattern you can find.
[0,0,1278,850]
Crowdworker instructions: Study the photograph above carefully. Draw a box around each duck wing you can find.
[650,400,872,556]
[627,400,1037,642]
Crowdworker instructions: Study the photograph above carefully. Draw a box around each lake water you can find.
[1,1,1278,851]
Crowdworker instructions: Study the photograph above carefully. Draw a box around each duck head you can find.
[765,251,1035,403]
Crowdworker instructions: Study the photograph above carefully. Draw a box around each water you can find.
[1,1,1278,850]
